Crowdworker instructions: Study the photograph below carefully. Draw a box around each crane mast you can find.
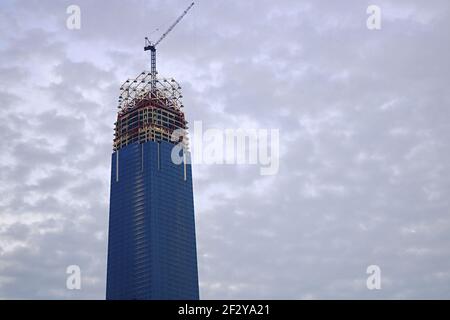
[144,2,195,93]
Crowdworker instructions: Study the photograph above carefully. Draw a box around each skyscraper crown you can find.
[114,71,188,151]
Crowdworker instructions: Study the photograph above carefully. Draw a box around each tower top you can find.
[117,71,183,114]
[114,71,188,152]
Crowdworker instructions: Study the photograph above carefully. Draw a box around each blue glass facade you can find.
[106,140,199,300]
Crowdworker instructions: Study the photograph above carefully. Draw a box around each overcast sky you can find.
[0,0,449,299]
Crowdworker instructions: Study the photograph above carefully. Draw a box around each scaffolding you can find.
[114,71,188,151]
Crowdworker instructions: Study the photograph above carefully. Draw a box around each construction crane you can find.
[144,2,195,93]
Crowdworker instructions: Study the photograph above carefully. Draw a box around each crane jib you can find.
[144,2,195,92]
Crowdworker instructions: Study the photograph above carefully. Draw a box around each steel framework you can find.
[117,71,184,113]
[114,72,188,152]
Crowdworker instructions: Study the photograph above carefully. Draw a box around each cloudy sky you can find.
[1,0,449,299]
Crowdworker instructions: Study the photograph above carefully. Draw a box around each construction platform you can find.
[114,71,189,151]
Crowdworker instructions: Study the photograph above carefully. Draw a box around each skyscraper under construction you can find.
[106,3,199,300]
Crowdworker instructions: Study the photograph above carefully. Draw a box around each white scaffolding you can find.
[117,71,184,115]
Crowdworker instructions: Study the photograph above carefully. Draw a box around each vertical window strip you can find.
[183,152,187,181]
[141,143,144,172]
[157,142,161,170]
[116,150,119,182]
